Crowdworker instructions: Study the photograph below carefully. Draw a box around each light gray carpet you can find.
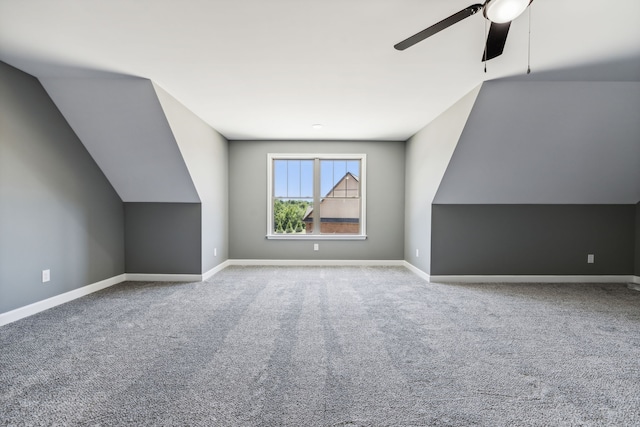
[1,266,639,426]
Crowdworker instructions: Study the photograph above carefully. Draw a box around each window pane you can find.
[274,159,313,198]
[346,160,360,179]
[319,198,360,234]
[273,160,288,198]
[273,198,313,234]
[319,159,361,234]
[321,159,360,198]
[320,160,334,196]
[300,160,313,198]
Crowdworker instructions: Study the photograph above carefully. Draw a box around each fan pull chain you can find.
[527,4,531,74]
[484,17,487,73]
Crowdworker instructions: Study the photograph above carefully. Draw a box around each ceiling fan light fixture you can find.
[484,0,529,23]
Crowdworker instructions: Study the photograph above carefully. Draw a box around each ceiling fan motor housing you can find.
[483,0,531,23]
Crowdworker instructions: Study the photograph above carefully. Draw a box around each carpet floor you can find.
[1,266,639,426]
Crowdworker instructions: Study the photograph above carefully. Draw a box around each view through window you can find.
[268,154,366,238]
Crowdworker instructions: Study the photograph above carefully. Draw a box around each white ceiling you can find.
[1,0,639,141]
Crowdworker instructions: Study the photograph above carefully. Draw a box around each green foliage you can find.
[274,199,309,234]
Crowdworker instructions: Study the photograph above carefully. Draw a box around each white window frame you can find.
[267,153,367,240]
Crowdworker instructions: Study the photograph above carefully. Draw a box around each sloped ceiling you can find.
[0,0,639,141]
[41,77,200,202]
[434,80,640,204]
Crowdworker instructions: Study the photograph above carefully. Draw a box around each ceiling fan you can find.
[394,0,533,61]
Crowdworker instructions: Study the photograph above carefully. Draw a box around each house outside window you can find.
[267,154,366,240]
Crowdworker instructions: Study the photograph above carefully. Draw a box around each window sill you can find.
[266,234,367,241]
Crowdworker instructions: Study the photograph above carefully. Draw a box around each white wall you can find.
[153,84,229,271]
[404,86,481,274]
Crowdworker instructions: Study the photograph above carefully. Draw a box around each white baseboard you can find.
[429,275,636,284]
[202,260,232,281]
[125,273,203,282]
[5,266,632,327]
[0,263,235,326]
[227,259,406,267]
[0,274,126,327]
[402,261,430,282]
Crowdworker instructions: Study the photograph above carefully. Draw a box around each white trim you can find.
[125,273,202,282]
[266,153,367,239]
[429,275,635,284]
[227,259,405,267]
[402,261,431,282]
[266,234,367,240]
[202,260,232,281]
[5,266,631,327]
[0,274,126,327]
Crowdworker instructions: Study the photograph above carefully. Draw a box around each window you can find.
[267,154,366,239]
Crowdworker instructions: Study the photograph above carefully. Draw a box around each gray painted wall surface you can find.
[431,205,635,276]
[434,81,640,204]
[124,203,201,274]
[40,77,200,202]
[0,62,124,314]
[404,86,480,274]
[153,84,229,273]
[636,202,640,277]
[229,141,404,260]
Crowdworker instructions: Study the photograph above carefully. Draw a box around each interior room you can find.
[1,0,639,425]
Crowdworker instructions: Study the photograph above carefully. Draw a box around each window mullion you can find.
[313,158,320,235]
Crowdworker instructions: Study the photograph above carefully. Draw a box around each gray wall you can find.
[434,81,640,204]
[0,62,124,314]
[40,77,200,202]
[430,81,640,277]
[636,202,640,277]
[124,203,201,274]
[404,86,480,274]
[229,140,404,260]
[431,205,636,276]
[153,84,229,272]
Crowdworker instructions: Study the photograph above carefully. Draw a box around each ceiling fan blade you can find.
[394,4,483,51]
[482,21,511,61]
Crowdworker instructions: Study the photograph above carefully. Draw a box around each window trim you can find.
[266,153,367,240]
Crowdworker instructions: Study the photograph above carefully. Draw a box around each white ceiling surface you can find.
[0,0,639,141]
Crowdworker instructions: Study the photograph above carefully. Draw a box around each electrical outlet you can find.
[314,243,319,251]
[214,248,217,257]
[587,254,595,264]
[416,249,419,257]
[42,269,50,283]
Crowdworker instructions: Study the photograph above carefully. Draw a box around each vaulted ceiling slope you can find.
[0,0,639,140]
[41,77,200,202]
[434,80,640,204]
